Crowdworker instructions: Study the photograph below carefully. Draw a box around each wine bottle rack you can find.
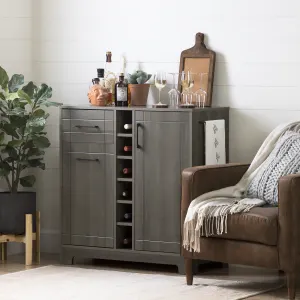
[115,110,133,250]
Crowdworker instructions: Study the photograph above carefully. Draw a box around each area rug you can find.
[0,265,283,300]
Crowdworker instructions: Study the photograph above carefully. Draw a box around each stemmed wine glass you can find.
[180,71,194,106]
[154,72,168,107]
[194,73,208,108]
[168,73,180,107]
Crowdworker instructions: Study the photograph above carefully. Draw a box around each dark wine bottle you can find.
[122,191,129,198]
[115,73,128,107]
[123,145,132,152]
[124,124,132,130]
[123,168,132,175]
[124,213,132,221]
[123,238,132,245]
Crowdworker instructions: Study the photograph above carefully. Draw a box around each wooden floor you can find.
[0,254,295,299]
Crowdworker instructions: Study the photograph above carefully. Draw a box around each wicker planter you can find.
[128,84,150,106]
[0,192,36,234]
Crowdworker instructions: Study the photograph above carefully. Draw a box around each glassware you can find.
[180,71,195,107]
[168,73,180,107]
[154,71,168,107]
[194,73,208,108]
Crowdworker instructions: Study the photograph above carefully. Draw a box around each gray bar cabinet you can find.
[60,106,229,272]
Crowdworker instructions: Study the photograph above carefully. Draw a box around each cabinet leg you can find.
[35,211,40,264]
[287,272,296,300]
[25,214,33,266]
[1,243,7,261]
[177,258,198,275]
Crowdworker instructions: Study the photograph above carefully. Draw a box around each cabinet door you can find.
[70,153,114,248]
[134,112,190,254]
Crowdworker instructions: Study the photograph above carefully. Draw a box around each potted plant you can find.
[0,66,61,234]
[128,70,151,106]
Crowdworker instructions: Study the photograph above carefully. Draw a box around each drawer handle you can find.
[76,158,100,162]
[75,125,100,129]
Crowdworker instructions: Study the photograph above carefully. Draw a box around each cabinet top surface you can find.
[62,105,229,112]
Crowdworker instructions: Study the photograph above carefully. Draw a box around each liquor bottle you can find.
[97,68,105,87]
[124,213,132,221]
[123,167,132,175]
[122,191,130,198]
[124,124,132,130]
[123,238,132,246]
[104,51,116,105]
[123,145,132,152]
[115,73,128,107]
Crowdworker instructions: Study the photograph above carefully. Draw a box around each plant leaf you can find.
[0,66,9,89]
[26,117,46,133]
[18,90,32,104]
[32,109,46,117]
[0,92,5,100]
[20,175,36,187]
[0,132,4,144]
[22,81,36,98]
[8,74,24,93]
[34,84,52,106]
[33,136,50,148]
[2,145,18,160]
[0,161,11,177]
[6,92,20,101]
[28,159,45,169]
[26,147,45,157]
[7,139,24,147]
[2,123,19,138]
[43,101,62,107]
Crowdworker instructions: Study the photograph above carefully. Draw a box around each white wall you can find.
[0,0,33,254]
[9,0,300,253]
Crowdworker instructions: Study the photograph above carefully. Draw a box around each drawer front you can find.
[63,141,114,154]
[62,119,114,133]
[69,109,114,120]
[63,132,114,144]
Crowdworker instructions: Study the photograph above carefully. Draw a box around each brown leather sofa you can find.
[181,163,300,300]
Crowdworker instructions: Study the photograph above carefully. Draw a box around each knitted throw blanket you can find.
[183,120,300,253]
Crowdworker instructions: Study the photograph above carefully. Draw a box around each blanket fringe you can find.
[183,203,257,253]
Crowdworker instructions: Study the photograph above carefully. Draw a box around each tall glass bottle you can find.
[115,73,128,107]
[104,51,116,105]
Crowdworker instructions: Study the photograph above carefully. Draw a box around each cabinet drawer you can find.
[62,120,113,134]
[69,109,113,120]
[63,132,114,144]
[63,142,114,154]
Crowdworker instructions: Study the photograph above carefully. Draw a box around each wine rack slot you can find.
[116,137,132,157]
[117,204,132,223]
[116,111,132,134]
[117,160,132,178]
[116,225,132,249]
[117,181,132,201]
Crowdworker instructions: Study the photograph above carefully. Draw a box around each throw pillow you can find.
[246,130,300,205]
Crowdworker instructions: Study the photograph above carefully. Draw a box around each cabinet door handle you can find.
[75,125,99,129]
[136,123,142,149]
[76,158,100,162]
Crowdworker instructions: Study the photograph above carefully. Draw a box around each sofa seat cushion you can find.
[204,207,278,246]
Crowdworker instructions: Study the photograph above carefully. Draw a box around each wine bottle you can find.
[124,124,132,130]
[122,191,130,198]
[115,73,128,107]
[123,168,132,175]
[124,213,132,221]
[97,68,105,87]
[123,145,132,152]
[104,51,116,105]
[123,238,132,246]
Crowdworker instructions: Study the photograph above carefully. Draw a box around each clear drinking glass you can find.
[154,72,167,107]
[168,73,180,107]
[180,71,194,106]
[194,73,208,108]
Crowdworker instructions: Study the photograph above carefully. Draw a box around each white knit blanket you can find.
[183,120,300,253]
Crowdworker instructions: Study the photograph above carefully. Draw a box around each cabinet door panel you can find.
[134,112,189,254]
[70,153,114,248]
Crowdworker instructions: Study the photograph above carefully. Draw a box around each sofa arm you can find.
[181,163,249,222]
[278,174,300,272]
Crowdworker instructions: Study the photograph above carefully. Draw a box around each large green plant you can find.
[0,66,61,193]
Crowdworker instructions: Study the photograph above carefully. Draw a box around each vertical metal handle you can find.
[136,123,142,149]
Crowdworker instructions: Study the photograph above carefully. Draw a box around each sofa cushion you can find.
[246,130,300,205]
[204,207,278,246]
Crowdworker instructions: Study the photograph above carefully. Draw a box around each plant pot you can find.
[128,84,150,106]
[0,192,36,235]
